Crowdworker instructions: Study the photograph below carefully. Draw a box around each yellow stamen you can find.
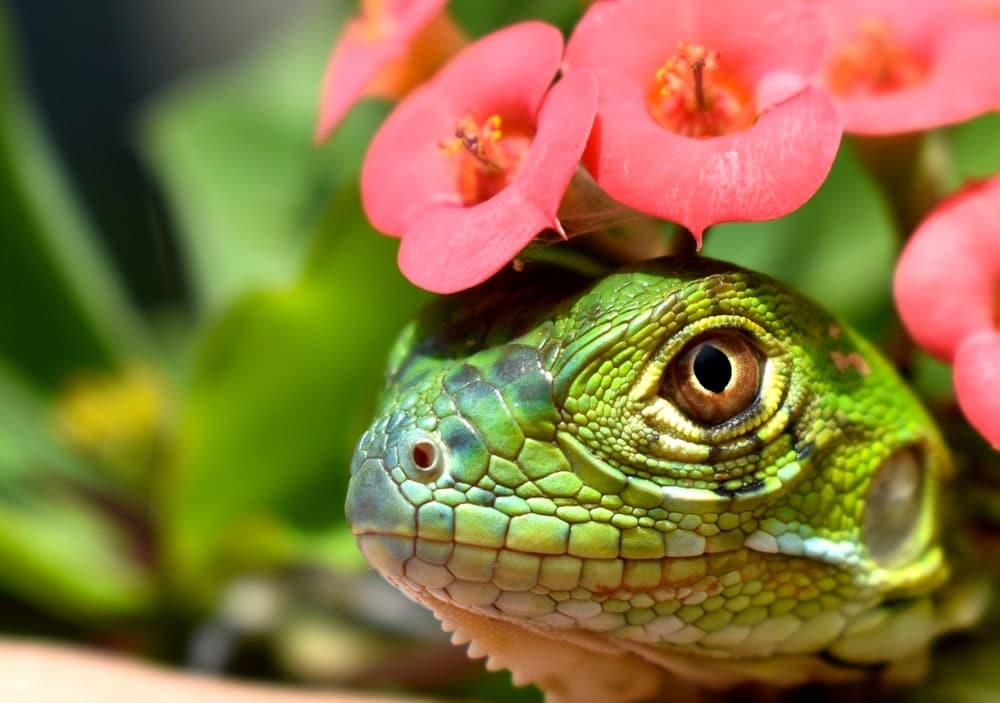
[437,113,534,205]
[648,42,755,139]
[438,114,506,171]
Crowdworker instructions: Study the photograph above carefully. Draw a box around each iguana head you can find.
[346,257,977,687]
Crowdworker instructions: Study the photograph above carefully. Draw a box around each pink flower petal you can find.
[581,84,841,242]
[565,0,841,240]
[397,71,599,293]
[954,330,1000,448]
[428,22,561,122]
[360,21,565,237]
[360,91,463,235]
[894,176,1000,362]
[315,0,447,142]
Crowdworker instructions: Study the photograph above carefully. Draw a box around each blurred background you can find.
[2,1,1000,701]
[7,0,326,309]
[0,0,455,692]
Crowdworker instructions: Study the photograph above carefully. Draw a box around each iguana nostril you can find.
[412,440,437,469]
[400,431,445,482]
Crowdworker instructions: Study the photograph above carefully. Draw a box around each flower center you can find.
[826,18,927,96]
[438,114,533,205]
[647,42,756,139]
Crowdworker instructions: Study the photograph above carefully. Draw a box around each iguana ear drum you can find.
[662,330,763,425]
[863,446,926,566]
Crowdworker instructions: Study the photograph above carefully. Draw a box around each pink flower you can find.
[315,0,465,142]
[954,331,1000,449]
[815,0,1000,135]
[360,22,598,294]
[563,0,842,244]
[894,175,1000,447]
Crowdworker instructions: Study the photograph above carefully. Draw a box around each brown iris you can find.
[663,331,762,425]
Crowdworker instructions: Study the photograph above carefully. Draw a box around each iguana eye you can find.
[663,330,762,425]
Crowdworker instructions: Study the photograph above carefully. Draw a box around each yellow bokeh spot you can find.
[54,366,170,484]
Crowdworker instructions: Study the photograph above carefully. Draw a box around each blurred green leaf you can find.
[143,4,388,314]
[163,194,425,602]
[0,496,152,621]
[950,112,1000,182]
[0,363,152,620]
[450,0,584,34]
[0,7,150,389]
[703,140,897,341]
[143,7,430,601]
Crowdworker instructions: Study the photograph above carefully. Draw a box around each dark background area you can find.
[4,0,320,311]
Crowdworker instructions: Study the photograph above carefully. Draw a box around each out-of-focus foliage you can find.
[0,8,148,389]
[142,4,426,604]
[951,112,1000,181]
[0,6,152,621]
[0,0,427,627]
[163,197,424,603]
[449,0,583,35]
[0,363,152,620]
[145,2,365,313]
[704,141,896,342]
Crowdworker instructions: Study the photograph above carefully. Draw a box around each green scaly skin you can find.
[346,257,985,703]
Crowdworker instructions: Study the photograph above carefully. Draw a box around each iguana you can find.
[345,257,986,703]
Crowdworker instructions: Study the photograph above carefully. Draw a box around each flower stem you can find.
[853,131,956,239]
[853,131,957,378]
[669,225,701,257]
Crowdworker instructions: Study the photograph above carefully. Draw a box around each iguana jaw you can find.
[354,530,985,693]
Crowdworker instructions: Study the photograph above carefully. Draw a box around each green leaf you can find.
[950,112,1000,182]
[703,141,897,341]
[142,5,387,314]
[0,363,152,620]
[0,496,152,621]
[450,0,584,34]
[163,196,426,602]
[0,7,150,389]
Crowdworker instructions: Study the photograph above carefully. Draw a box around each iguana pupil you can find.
[669,330,762,424]
[693,344,731,392]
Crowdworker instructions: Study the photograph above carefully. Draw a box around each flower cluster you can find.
[317,0,1000,443]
